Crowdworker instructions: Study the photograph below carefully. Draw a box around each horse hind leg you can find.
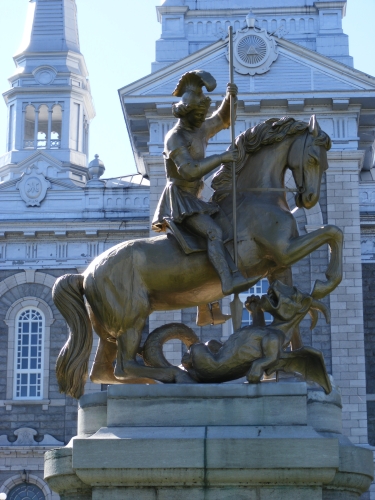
[87,304,123,385]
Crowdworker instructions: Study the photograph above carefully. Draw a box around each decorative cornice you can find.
[157,6,189,21]
[327,150,365,171]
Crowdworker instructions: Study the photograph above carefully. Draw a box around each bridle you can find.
[246,130,310,194]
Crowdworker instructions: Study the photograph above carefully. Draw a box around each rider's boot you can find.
[207,238,255,296]
[196,303,213,326]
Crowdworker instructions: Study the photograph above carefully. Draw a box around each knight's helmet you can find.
[172,70,217,118]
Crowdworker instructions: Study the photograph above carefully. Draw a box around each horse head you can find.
[259,280,330,333]
[287,115,331,210]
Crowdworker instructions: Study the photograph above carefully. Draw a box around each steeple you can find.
[17,0,81,55]
[0,0,95,185]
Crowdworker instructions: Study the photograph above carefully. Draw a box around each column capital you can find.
[327,150,365,172]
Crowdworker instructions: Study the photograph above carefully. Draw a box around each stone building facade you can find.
[119,0,375,498]
[0,0,149,498]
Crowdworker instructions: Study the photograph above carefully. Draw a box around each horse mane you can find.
[211,116,331,202]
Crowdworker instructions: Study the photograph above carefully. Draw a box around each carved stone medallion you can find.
[228,27,279,76]
[17,165,51,207]
[33,65,57,85]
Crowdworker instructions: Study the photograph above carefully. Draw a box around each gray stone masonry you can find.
[0,270,79,446]
[326,151,368,444]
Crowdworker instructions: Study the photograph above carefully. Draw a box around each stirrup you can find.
[211,301,231,325]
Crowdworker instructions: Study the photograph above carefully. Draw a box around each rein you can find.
[246,131,309,194]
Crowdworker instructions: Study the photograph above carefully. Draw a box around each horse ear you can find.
[309,115,319,137]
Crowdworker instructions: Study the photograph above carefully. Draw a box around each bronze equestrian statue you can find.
[52,70,343,399]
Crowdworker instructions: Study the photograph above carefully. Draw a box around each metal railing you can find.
[23,139,61,150]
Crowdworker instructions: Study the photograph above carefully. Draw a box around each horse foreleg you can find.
[268,268,302,350]
[246,332,281,384]
[281,225,343,299]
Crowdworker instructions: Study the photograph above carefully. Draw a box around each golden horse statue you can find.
[52,116,343,398]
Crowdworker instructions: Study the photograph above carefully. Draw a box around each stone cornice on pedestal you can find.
[45,383,374,499]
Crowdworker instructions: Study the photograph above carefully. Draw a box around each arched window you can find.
[299,18,306,32]
[14,308,44,400]
[23,103,62,150]
[51,104,62,148]
[24,105,36,149]
[8,483,45,500]
[37,105,49,149]
[290,19,296,33]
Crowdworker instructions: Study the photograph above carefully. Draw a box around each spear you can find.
[228,25,243,332]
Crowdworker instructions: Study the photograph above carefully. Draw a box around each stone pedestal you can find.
[44,383,373,499]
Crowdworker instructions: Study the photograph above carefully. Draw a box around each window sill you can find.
[3,399,50,411]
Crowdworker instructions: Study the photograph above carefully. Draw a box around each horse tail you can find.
[142,323,199,368]
[52,274,92,399]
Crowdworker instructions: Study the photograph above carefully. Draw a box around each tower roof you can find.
[17,0,80,55]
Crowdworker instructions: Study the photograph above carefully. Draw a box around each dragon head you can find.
[259,280,330,330]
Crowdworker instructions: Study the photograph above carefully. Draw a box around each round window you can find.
[237,35,268,66]
[7,484,45,500]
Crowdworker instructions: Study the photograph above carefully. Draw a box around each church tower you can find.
[0,0,95,185]
[0,2,149,497]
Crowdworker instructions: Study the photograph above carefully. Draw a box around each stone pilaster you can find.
[326,150,368,444]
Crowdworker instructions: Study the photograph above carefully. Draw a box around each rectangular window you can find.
[237,278,273,329]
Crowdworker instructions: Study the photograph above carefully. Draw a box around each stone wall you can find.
[362,263,375,445]
[0,269,78,445]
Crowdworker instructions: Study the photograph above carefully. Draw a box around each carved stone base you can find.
[44,383,373,499]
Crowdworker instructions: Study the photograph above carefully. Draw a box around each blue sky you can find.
[0,0,373,178]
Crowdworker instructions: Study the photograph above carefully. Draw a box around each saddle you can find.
[165,208,234,256]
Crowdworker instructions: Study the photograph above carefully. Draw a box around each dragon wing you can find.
[269,347,332,394]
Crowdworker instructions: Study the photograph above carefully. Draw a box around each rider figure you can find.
[152,70,252,296]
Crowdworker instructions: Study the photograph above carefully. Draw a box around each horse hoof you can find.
[174,367,197,384]
[90,362,123,385]
[246,374,262,384]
